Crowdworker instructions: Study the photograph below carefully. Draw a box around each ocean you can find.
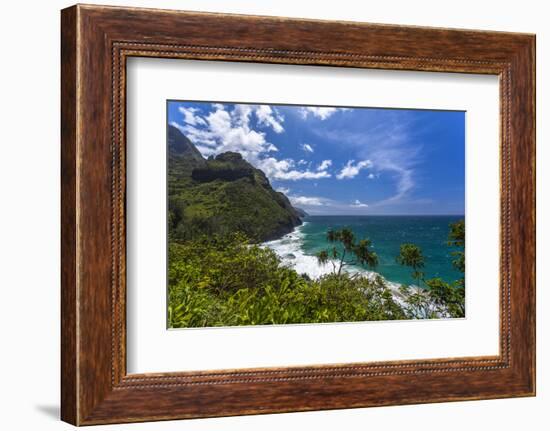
[264,215,464,287]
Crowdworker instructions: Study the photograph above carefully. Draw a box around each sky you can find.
[168,100,465,215]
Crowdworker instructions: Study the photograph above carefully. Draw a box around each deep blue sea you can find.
[264,215,464,287]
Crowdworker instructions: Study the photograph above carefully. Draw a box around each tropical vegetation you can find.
[167,126,466,328]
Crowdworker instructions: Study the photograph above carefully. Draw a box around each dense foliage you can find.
[168,217,466,327]
[168,234,406,328]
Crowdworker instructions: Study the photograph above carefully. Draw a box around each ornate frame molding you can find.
[61,5,535,425]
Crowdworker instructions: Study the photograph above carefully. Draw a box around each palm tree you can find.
[316,227,378,276]
[396,243,425,282]
[448,220,465,275]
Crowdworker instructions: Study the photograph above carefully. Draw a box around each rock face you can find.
[167,125,303,242]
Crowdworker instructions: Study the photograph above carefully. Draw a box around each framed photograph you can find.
[61,4,536,425]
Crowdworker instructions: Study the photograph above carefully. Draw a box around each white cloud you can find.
[299,107,351,120]
[314,113,423,205]
[317,159,332,171]
[368,173,376,179]
[207,107,268,156]
[175,103,279,160]
[255,105,284,133]
[172,103,336,182]
[301,143,314,153]
[178,106,207,126]
[336,159,373,180]
[258,157,331,181]
[265,159,333,181]
[232,104,252,127]
[351,199,369,208]
[281,171,331,180]
[289,195,325,206]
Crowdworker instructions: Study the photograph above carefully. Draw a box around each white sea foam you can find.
[263,223,335,279]
[263,225,398,285]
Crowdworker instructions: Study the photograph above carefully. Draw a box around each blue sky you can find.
[168,101,465,215]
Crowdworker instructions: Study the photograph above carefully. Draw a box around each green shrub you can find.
[168,234,408,328]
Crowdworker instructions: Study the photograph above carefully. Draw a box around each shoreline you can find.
[261,223,423,308]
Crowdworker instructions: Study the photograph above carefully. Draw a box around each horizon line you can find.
[303,214,465,217]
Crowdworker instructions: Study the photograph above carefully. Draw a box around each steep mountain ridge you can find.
[167,125,303,242]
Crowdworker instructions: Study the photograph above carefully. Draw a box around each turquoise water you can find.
[266,215,464,287]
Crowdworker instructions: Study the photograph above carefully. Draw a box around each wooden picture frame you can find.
[61,4,535,425]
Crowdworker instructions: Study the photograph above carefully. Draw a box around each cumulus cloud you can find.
[255,105,284,133]
[351,199,369,208]
[317,160,332,171]
[301,143,314,153]
[174,103,282,161]
[258,157,331,181]
[172,102,337,182]
[257,156,332,181]
[289,195,325,206]
[368,173,376,179]
[299,107,351,120]
[336,159,373,180]
[178,106,207,126]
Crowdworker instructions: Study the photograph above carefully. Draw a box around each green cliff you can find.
[168,125,303,242]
